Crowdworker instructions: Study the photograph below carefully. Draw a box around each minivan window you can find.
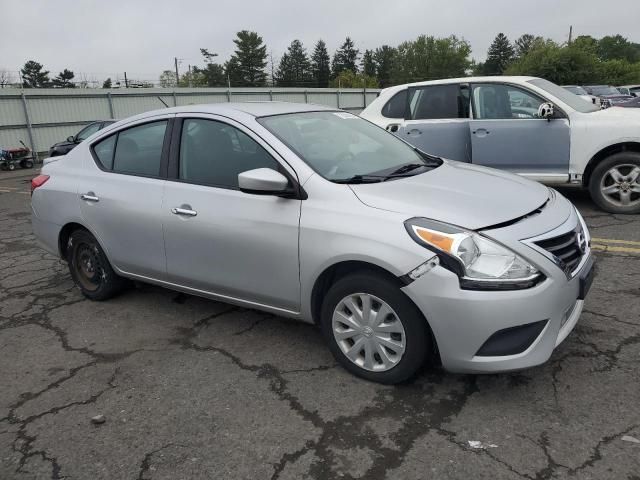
[381,90,407,118]
[112,121,167,176]
[408,85,468,120]
[258,111,440,182]
[179,119,279,188]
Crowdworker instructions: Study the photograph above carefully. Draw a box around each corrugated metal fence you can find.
[0,87,381,159]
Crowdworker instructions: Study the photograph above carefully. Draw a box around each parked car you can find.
[562,85,599,106]
[617,85,640,97]
[31,102,594,384]
[583,85,634,107]
[361,76,640,213]
[617,96,640,108]
[49,120,115,157]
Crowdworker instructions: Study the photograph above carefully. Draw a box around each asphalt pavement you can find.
[1,169,639,479]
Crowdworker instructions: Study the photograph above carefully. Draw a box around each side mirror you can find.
[238,168,289,195]
[67,135,75,143]
[537,102,554,120]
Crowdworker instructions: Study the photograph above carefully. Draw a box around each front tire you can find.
[67,229,127,300]
[320,272,431,384]
[589,152,640,214]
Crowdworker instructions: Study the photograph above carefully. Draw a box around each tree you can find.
[329,70,377,88]
[102,77,112,88]
[159,70,178,87]
[0,69,15,88]
[331,37,359,77]
[225,30,268,87]
[193,48,226,87]
[597,35,640,63]
[310,40,331,87]
[276,39,312,87]
[514,34,543,58]
[52,69,75,88]
[361,49,376,77]
[373,45,396,87]
[483,33,515,75]
[573,35,599,54]
[391,35,471,84]
[21,60,50,88]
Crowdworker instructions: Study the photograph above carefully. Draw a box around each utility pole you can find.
[124,71,128,88]
[188,64,192,88]
[174,57,180,87]
[270,51,275,87]
[568,25,573,45]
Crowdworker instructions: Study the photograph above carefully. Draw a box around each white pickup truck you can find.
[360,76,640,213]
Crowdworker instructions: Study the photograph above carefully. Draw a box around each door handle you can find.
[407,128,422,135]
[80,192,99,202]
[472,128,490,137]
[171,206,197,217]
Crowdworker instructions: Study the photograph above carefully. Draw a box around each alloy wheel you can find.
[600,164,640,208]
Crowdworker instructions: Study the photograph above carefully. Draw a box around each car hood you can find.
[349,160,549,230]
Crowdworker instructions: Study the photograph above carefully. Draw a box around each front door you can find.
[469,83,570,178]
[162,115,301,312]
[395,84,472,162]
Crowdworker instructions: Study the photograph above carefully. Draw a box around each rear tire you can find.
[67,229,128,301]
[320,272,431,384]
[589,152,640,214]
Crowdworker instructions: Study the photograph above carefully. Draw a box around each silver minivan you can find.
[32,102,594,384]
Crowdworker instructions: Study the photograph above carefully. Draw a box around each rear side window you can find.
[93,135,116,170]
[381,90,407,118]
[179,119,279,188]
[91,121,167,176]
[408,84,468,120]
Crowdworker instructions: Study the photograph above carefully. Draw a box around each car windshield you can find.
[528,79,600,113]
[564,86,587,95]
[258,111,441,182]
[590,86,622,96]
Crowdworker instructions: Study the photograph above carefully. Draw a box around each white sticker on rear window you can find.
[333,112,357,119]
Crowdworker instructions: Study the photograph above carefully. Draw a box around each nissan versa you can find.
[31,103,594,384]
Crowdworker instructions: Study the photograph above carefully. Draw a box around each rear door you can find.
[469,82,570,179]
[395,84,472,162]
[80,116,172,279]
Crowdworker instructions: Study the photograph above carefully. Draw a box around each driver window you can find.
[472,84,545,120]
[179,119,279,189]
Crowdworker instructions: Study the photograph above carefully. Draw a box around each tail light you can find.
[31,175,50,196]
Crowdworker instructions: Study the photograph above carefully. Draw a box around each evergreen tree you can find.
[361,49,376,77]
[225,30,268,87]
[373,45,396,88]
[21,60,50,88]
[52,69,75,88]
[195,48,226,86]
[484,33,515,75]
[514,34,542,58]
[331,37,359,78]
[276,40,312,87]
[102,77,112,88]
[310,40,331,87]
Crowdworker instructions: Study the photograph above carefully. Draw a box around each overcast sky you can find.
[2,0,639,84]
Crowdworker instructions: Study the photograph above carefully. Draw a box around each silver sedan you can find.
[31,102,594,384]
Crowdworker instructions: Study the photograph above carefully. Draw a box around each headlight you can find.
[404,218,543,290]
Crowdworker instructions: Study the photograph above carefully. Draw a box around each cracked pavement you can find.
[1,171,639,479]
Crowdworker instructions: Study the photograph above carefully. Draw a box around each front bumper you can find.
[401,200,593,374]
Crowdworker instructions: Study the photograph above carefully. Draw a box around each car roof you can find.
[127,101,336,123]
[387,76,537,89]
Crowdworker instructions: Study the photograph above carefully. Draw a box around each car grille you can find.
[535,224,587,276]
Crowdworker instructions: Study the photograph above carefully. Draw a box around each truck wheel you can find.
[8,163,15,171]
[589,152,640,214]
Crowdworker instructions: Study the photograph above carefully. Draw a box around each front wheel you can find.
[67,229,127,300]
[320,272,431,384]
[589,152,640,214]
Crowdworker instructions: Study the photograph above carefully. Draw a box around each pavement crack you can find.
[137,442,188,480]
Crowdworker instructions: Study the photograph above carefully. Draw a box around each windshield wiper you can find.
[331,175,385,184]
[386,163,426,176]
